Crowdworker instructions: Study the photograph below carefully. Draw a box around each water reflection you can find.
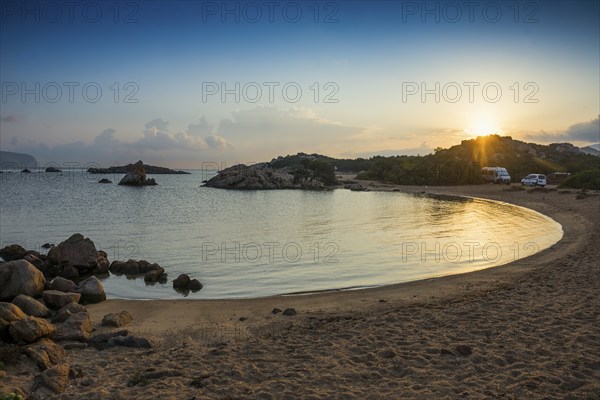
[0,171,563,299]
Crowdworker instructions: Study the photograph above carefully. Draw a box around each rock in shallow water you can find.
[47,233,100,271]
[118,160,158,186]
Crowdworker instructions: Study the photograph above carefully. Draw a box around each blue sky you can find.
[1,0,599,167]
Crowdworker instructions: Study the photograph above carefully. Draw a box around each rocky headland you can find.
[204,162,337,190]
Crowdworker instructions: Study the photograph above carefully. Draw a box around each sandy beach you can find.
[4,183,600,399]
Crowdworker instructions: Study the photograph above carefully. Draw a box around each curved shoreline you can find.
[103,190,562,301]
[44,183,599,399]
[87,184,581,332]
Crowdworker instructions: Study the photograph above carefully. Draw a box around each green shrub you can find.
[559,169,600,190]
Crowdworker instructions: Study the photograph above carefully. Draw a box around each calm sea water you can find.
[0,169,563,299]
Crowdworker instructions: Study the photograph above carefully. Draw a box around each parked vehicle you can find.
[521,174,547,187]
[481,167,511,184]
[547,172,571,185]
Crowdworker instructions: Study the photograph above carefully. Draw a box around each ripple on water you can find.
[0,171,563,299]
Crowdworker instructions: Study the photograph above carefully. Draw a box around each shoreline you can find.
[7,183,600,399]
[87,183,575,333]
[98,184,562,301]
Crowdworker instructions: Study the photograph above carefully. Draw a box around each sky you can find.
[1,0,599,168]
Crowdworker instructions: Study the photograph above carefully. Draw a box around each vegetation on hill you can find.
[559,169,600,190]
[358,135,599,185]
[271,135,599,186]
[292,159,338,186]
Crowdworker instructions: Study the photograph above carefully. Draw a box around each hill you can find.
[0,151,38,169]
[266,136,599,186]
[355,135,600,185]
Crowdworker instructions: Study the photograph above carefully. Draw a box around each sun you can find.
[466,114,502,137]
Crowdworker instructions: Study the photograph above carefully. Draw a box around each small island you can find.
[87,163,190,175]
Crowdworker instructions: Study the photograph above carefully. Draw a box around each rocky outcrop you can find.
[90,330,153,350]
[88,163,190,174]
[12,294,51,318]
[0,244,28,261]
[24,253,43,268]
[101,311,133,327]
[0,260,46,301]
[118,160,146,185]
[51,302,86,323]
[98,178,112,183]
[189,279,203,291]
[204,163,327,190]
[9,316,56,343]
[34,362,70,395]
[76,276,106,304]
[1,302,26,338]
[143,265,167,283]
[109,259,163,276]
[47,277,77,293]
[173,274,191,288]
[25,338,66,370]
[52,312,92,342]
[42,290,81,310]
[45,167,62,173]
[117,160,158,186]
[173,274,203,293]
[47,234,99,271]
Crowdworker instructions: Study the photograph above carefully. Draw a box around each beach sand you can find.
[5,184,600,399]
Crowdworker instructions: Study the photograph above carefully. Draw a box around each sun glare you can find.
[467,115,502,137]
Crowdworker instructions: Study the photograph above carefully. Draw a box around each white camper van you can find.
[481,167,511,184]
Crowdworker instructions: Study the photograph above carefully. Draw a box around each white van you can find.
[481,167,511,184]
[521,174,547,187]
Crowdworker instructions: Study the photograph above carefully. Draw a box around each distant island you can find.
[0,151,38,169]
[88,163,190,175]
[206,135,600,190]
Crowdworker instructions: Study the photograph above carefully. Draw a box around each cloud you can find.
[525,116,600,143]
[187,117,213,137]
[206,135,229,149]
[211,106,367,160]
[216,106,363,143]
[93,129,119,147]
[8,118,230,166]
[4,107,363,165]
[144,118,170,131]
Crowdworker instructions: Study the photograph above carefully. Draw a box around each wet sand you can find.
[10,184,600,399]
